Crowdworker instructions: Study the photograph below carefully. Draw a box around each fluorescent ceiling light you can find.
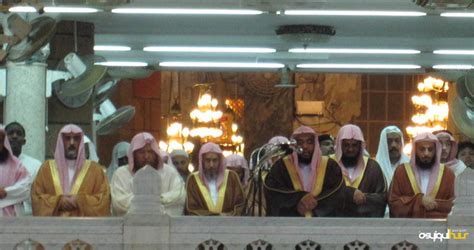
[95,61,148,67]
[94,45,132,51]
[44,7,100,13]
[112,8,262,15]
[9,6,37,13]
[433,50,474,55]
[144,46,275,53]
[289,48,420,54]
[159,62,284,68]
[283,10,426,16]
[432,65,473,70]
[297,64,421,69]
[441,12,474,17]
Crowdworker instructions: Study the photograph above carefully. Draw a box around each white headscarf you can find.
[375,126,410,184]
[83,135,99,162]
[106,141,130,181]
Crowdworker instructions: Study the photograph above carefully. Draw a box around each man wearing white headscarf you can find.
[83,135,100,163]
[388,132,455,218]
[111,132,185,216]
[0,125,31,217]
[332,124,386,217]
[265,126,345,217]
[106,142,130,181]
[185,142,245,216]
[170,149,191,181]
[376,126,410,185]
[434,130,466,176]
[31,124,110,216]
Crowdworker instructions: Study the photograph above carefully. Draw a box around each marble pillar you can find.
[4,61,47,162]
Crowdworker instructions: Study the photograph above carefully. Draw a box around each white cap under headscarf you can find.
[107,141,130,181]
[170,149,189,159]
[83,135,99,162]
[376,126,410,184]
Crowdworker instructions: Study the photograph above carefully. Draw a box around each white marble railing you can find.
[1,167,472,250]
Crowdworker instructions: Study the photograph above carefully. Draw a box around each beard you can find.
[298,155,312,165]
[416,155,436,169]
[133,158,159,172]
[341,155,359,168]
[0,148,9,163]
[65,146,78,160]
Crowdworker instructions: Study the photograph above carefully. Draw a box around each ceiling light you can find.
[44,7,100,13]
[289,48,420,54]
[95,61,148,67]
[433,50,474,55]
[283,10,426,16]
[9,6,37,13]
[144,46,275,53]
[159,62,284,68]
[94,45,132,51]
[432,65,473,70]
[441,12,474,17]
[111,8,262,15]
[297,64,421,69]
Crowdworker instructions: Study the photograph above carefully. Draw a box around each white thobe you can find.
[18,154,41,215]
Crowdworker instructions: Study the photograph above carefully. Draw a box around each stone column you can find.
[124,166,170,250]
[4,61,47,162]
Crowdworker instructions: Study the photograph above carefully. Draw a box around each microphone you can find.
[269,139,299,155]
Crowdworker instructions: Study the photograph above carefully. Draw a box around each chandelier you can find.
[189,84,224,139]
[188,83,245,156]
[219,99,244,157]
[404,76,450,154]
[159,82,195,154]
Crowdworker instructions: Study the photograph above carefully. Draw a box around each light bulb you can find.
[232,123,238,133]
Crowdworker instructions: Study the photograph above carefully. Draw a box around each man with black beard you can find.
[5,122,42,215]
[332,124,386,217]
[265,126,345,217]
[388,132,455,218]
[31,124,110,216]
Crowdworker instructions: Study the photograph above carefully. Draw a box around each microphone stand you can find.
[243,146,289,216]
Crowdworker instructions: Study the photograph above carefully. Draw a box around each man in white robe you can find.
[375,126,410,185]
[0,125,31,217]
[111,132,185,216]
[375,125,410,217]
[5,122,41,215]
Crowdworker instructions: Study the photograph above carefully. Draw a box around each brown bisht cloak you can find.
[342,157,387,217]
[264,156,346,217]
[31,160,111,216]
[185,170,245,216]
[388,163,455,218]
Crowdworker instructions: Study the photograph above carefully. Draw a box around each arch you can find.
[295,239,321,250]
[196,239,226,250]
[343,240,370,250]
[246,239,273,250]
[14,239,45,250]
[63,239,92,250]
[391,240,419,250]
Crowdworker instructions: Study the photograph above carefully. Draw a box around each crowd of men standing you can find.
[0,121,472,218]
